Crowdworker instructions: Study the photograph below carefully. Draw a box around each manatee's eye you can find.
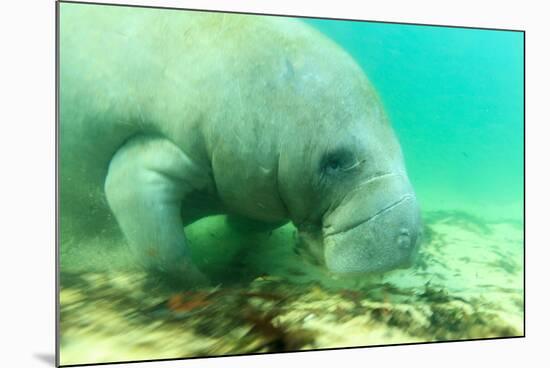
[320,148,355,175]
[326,157,342,171]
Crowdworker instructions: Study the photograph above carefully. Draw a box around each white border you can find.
[2,1,548,367]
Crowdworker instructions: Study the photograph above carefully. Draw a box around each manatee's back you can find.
[59,5,237,237]
[58,3,357,239]
[59,4,183,239]
[60,4,153,239]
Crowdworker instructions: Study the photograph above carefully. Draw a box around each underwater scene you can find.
[58,2,524,366]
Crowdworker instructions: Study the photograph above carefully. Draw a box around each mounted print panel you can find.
[57,1,524,366]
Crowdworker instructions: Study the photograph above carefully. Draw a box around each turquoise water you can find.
[306,19,524,221]
[58,5,525,365]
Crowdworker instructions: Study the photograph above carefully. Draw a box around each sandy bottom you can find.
[59,210,523,366]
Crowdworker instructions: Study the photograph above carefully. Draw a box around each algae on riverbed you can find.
[59,211,523,366]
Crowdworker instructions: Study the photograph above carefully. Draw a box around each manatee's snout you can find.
[323,173,422,274]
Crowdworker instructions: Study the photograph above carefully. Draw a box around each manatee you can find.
[59,4,422,284]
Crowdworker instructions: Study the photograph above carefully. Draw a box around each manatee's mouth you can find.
[320,171,422,274]
[323,194,414,237]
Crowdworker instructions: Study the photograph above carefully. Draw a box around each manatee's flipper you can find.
[105,135,212,287]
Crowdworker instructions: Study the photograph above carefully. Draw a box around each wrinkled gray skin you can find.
[60,5,422,284]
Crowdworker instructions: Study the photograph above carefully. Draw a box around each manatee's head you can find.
[321,171,422,274]
[277,34,423,275]
[294,127,423,275]
[293,135,422,275]
[236,19,423,274]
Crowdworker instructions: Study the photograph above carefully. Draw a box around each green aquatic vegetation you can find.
[387,309,415,329]
[418,283,452,303]
[428,305,467,335]
[421,224,435,245]
[184,284,317,351]
[425,304,519,340]
[374,283,417,303]
[60,266,521,363]
[58,211,523,364]
[486,257,520,274]
[369,306,415,331]
[425,210,493,235]
[414,251,433,271]
[240,308,317,352]
[511,294,524,310]
[338,288,368,307]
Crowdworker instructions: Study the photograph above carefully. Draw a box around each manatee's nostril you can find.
[397,235,411,249]
[397,228,411,249]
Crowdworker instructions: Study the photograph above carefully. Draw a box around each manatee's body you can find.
[60,4,421,284]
